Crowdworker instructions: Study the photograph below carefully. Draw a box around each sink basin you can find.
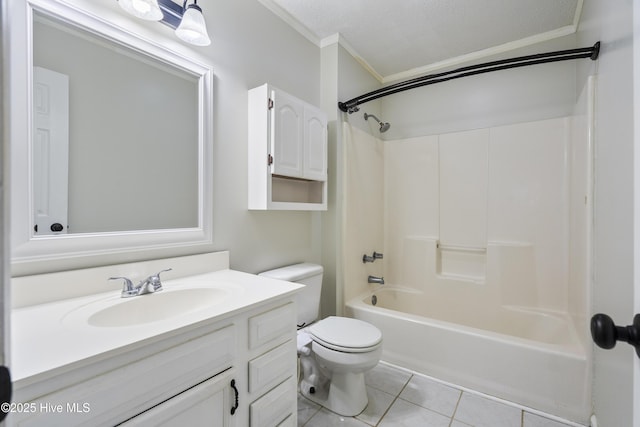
[63,287,230,328]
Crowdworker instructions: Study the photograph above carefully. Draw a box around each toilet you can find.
[259,263,382,416]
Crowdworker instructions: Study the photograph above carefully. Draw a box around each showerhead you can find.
[364,112,391,133]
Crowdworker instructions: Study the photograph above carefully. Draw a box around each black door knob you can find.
[50,223,64,232]
[590,313,640,358]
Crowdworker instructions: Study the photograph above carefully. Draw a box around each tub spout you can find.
[368,275,384,285]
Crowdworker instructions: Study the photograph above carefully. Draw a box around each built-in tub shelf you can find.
[436,243,487,253]
[436,242,486,284]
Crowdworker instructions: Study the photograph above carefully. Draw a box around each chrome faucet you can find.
[109,268,172,298]
[362,251,384,263]
[368,275,385,285]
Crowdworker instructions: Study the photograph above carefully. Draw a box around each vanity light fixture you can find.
[118,0,211,47]
[119,0,163,21]
[175,0,211,46]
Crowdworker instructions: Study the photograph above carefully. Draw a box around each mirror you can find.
[10,0,213,272]
[33,13,199,235]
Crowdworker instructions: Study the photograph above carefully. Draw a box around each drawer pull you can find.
[230,379,239,415]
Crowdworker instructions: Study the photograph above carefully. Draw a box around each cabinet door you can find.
[120,369,236,427]
[303,107,327,181]
[271,90,303,178]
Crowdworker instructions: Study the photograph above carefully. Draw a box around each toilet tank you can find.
[259,263,323,327]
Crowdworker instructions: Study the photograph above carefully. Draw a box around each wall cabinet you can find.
[248,84,328,210]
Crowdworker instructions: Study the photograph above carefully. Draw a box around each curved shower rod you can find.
[338,41,601,114]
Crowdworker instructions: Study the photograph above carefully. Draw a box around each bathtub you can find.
[346,287,591,424]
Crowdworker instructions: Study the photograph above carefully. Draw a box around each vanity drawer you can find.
[249,376,296,427]
[249,340,296,394]
[248,303,295,350]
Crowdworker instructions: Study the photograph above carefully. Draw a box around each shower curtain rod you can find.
[338,42,601,113]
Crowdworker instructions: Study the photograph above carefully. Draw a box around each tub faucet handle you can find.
[363,251,383,263]
[362,254,375,263]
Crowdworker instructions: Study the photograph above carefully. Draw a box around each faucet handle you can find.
[362,254,375,263]
[147,268,172,292]
[109,276,137,298]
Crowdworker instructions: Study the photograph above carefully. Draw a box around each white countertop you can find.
[12,269,302,385]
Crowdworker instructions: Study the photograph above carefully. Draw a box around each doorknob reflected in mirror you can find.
[590,313,640,358]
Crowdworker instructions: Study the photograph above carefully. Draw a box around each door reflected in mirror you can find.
[32,12,199,235]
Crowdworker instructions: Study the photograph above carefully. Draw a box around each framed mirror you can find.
[9,0,214,273]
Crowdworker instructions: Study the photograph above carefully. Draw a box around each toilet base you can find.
[300,371,368,417]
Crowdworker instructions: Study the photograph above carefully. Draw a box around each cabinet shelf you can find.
[248,84,328,211]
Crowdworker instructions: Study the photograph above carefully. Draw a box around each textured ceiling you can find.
[260,0,581,82]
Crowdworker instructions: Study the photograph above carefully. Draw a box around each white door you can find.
[32,67,69,235]
[0,2,12,421]
[270,89,303,178]
[634,3,640,424]
[591,2,640,425]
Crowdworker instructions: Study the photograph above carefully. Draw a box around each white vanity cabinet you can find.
[10,285,300,427]
[245,303,297,427]
[9,323,238,427]
[248,84,328,210]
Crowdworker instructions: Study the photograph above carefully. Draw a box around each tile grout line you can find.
[298,395,322,427]
[378,361,585,427]
[448,389,464,427]
[372,373,414,426]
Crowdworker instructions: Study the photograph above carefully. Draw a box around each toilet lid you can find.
[309,316,382,352]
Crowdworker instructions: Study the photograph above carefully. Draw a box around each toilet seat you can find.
[309,316,382,353]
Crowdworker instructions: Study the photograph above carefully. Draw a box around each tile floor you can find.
[297,362,585,427]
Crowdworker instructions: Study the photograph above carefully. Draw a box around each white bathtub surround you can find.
[341,79,594,425]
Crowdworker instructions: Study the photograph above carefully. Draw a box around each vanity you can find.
[10,252,302,426]
[7,1,304,425]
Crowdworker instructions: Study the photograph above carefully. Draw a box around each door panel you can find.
[33,67,69,235]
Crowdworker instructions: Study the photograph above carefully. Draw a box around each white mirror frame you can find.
[9,0,214,273]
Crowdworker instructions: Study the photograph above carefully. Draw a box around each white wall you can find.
[169,0,324,275]
[576,0,637,425]
[380,35,579,139]
[12,0,325,276]
[318,42,382,316]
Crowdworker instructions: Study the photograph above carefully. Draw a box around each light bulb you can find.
[176,3,211,46]
[119,0,163,21]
